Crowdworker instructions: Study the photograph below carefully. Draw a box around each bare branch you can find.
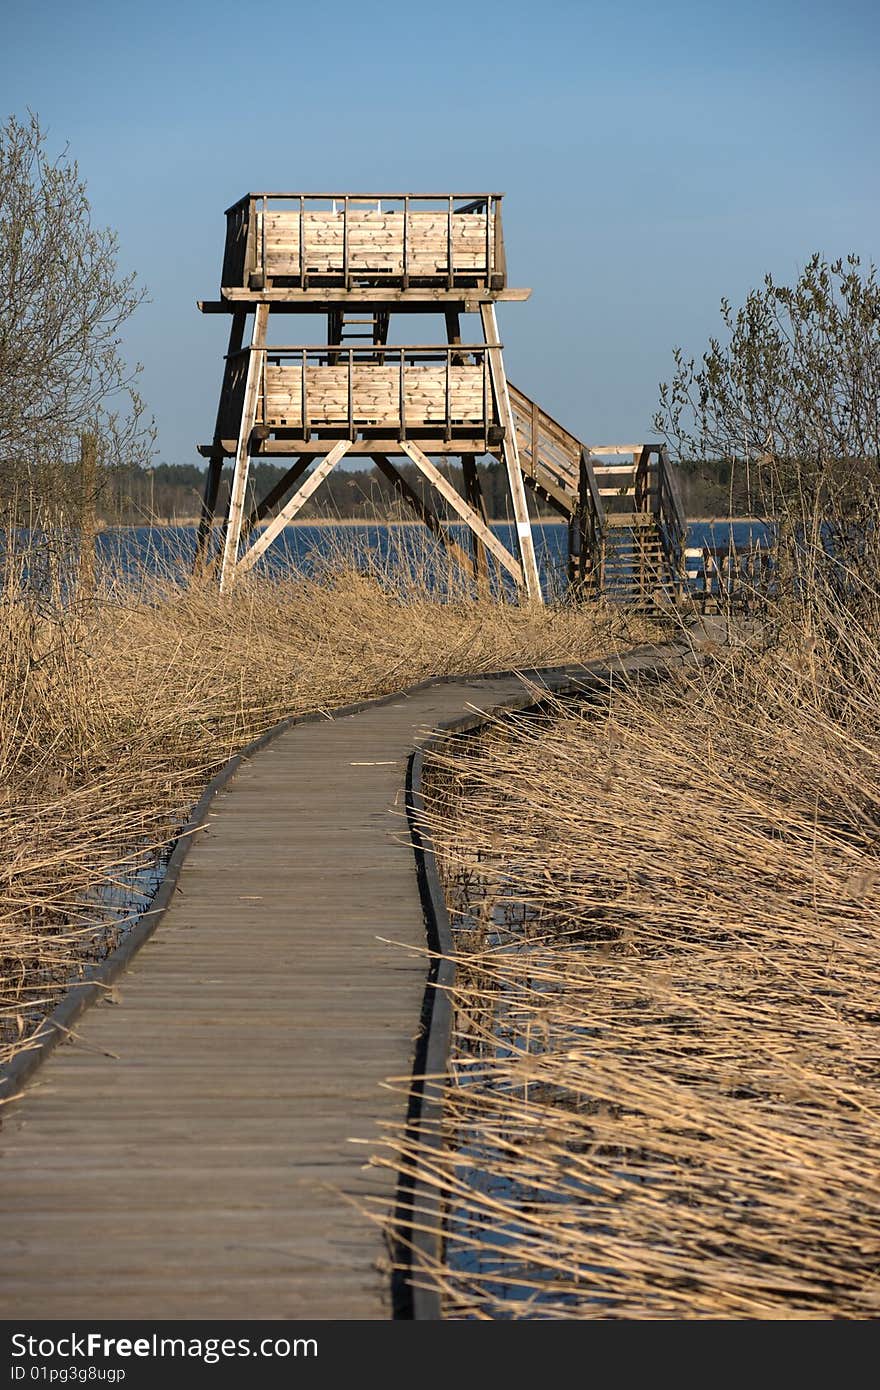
[0,111,155,521]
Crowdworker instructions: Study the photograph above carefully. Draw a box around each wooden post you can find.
[479,302,543,603]
[219,303,269,593]
[572,451,588,590]
[445,312,465,366]
[328,308,342,365]
[461,456,489,587]
[638,518,648,603]
[195,309,248,570]
[568,512,579,587]
[195,457,226,570]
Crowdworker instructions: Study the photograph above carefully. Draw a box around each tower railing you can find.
[220,343,500,448]
[222,193,506,294]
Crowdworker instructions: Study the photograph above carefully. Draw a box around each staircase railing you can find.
[508,385,607,587]
[653,446,688,593]
[563,447,606,590]
[634,446,651,512]
[508,383,582,506]
[579,446,606,533]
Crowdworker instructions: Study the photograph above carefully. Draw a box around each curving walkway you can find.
[0,649,691,1320]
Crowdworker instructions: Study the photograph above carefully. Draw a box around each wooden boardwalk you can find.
[0,672,582,1321]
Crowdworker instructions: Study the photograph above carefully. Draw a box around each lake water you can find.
[92,519,771,598]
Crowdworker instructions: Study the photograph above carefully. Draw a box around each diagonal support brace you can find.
[236,440,353,577]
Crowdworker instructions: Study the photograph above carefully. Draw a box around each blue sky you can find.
[2,0,877,464]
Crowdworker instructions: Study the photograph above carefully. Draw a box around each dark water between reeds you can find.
[442,888,620,1316]
[85,519,769,597]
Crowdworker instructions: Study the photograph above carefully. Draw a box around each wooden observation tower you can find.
[196,193,688,606]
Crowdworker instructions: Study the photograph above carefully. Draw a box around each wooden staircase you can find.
[508,384,688,607]
[600,515,679,608]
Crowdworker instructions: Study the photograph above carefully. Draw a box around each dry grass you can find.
[375,583,880,1318]
[0,528,637,1071]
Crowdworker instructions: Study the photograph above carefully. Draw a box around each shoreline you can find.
[98,516,570,530]
[97,514,767,531]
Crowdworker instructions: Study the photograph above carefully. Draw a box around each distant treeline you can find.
[97,457,754,525]
[99,460,555,525]
[675,458,755,516]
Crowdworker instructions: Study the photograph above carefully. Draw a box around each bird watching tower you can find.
[195,192,545,598]
[196,192,688,607]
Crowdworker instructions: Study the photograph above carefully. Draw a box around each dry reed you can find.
[371,576,880,1318]
[0,526,638,1072]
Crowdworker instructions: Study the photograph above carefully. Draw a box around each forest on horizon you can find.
[102,456,754,526]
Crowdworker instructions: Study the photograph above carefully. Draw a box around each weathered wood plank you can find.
[251,210,495,279]
[261,363,486,430]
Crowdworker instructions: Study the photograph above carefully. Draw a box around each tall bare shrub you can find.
[0,111,154,527]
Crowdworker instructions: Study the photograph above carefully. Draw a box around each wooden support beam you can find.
[241,455,311,542]
[568,511,581,588]
[194,458,225,571]
[219,303,269,592]
[461,456,489,585]
[523,467,577,517]
[206,287,532,310]
[240,437,497,457]
[445,311,465,366]
[588,445,650,456]
[444,305,483,582]
[372,454,474,577]
[236,440,352,576]
[479,302,543,603]
[573,451,598,589]
[634,445,649,512]
[399,440,523,585]
[195,308,248,568]
[327,308,343,363]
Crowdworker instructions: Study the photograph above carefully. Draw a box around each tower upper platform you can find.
[211,192,531,311]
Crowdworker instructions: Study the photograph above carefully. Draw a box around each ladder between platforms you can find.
[328,309,390,356]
